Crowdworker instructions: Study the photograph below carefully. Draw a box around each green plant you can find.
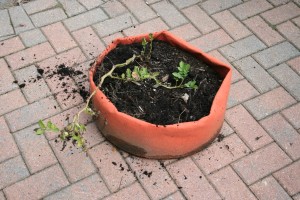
[35,120,59,135]
[172,61,198,90]
[35,33,198,150]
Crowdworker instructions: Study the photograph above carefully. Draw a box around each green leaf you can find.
[184,80,198,89]
[84,107,96,116]
[172,72,183,80]
[142,38,148,46]
[38,120,46,129]
[50,123,59,132]
[35,128,45,135]
[121,73,125,79]
[149,33,153,41]
[126,68,132,79]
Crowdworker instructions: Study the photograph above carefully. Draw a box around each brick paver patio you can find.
[0,0,300,199]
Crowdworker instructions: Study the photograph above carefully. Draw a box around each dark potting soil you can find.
[94,40,223,125]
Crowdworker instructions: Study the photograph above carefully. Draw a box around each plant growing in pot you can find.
[36,31,232,159]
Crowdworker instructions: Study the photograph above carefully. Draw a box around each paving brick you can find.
[0,156,29,190]
[55,87,84,110]
[0,36,25,57]
[6,42,56,70]
[42,22,77,53]
[260,114,300,160]
[282,103,300,129]
[126,156,177,200]
[0,35,14,42]
[4,164,69,199]
[93,13,138,37]
[230,0,273,20]
[294,193,300,200]
[123,18,169,36]
[88,142,136,192]
[193,134,250,174]
[19,28,47,47]
[0,191,4,200]
[208,50,243,83]
[287,56,300,75]
[72,26,105,59]
[77,0,104,10]
[277,21,300,49]
[209,166,256,200]
[170,24,201,41]
[163,191,185,200]
[274,160,300,195]
[219,121,235,137]
[182,5,219,34]
[50,139,96,183]
[23,0,58,15]
[152,1,187,28]
[58,0,86,17]
[30,8,67,28]
[14,125,57,173]
[219,35,266,61]
[101,0,127,17]
[243,16,284,46]
[120,0,156,22]
[201,0,242,15]
[227,79,259,108]
[170,0,201,9]
[9,6,34,34]
[233,56,279,93]
[244,87,296,120]
[83,122,104,147]
[63,8,108,32]
[261,2,300,25]
[293,16,300,27]
[103,182,150,200]
[190,29,233,52]
[5,96,60,132]
[232,143,292,185]
[226,105,273,151]
[0,9,14,37]
[14,65,51,103]
[0,117,19,163]
[0,59,18,95]
[253,42,300,69]
[212,10,251,40]
[268,0,290,6]
[250,176,292,200]
[167,158,221,200]
[269,63,300,101]
[37,47,86,93]
[44,174,109,200]
[102,32,124,46]
[0,89,27,116]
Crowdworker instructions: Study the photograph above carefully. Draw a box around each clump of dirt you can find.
[94,40,223,125]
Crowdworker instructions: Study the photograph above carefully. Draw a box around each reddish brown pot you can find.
[89,31,232,159]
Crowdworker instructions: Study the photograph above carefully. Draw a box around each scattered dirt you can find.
[42,64,89,101]
[94,40,223,125]
[217,134,225,142]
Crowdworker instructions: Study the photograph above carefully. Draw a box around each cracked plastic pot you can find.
[89,31,232,159]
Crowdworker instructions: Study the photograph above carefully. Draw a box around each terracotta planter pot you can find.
[89,31,232,159]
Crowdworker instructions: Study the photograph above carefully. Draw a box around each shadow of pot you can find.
[89,31,232,159]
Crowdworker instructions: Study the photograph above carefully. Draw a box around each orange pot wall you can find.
[89,31,232,159]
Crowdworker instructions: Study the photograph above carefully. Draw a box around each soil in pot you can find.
[93,40,223,125]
